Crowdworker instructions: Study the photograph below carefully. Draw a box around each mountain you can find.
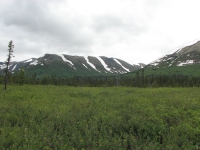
[0,54,143,78]
[145,41,200,76]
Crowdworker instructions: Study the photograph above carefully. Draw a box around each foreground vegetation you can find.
[0,85,200,149]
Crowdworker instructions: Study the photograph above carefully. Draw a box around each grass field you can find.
[0,85,200,149]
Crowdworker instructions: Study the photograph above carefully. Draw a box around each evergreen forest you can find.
[1,68,200,87]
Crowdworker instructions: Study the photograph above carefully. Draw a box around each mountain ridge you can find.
[0,54,144,77]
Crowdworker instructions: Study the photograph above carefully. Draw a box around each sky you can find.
[1,0,200,65]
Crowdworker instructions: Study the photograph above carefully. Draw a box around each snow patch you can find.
[187,60,194,64]
[12,64,17,71]
[84,56,100,72]
[24,59,33,63]
[68,64,76,70]
[82,63,89,70]
[118,70,127,74]
[30,60,39,65]
[177,63,185,66]
[114,58,130,72]
[164,57,174,61]
[8,64,13,69]
[73,67,76,70]
[96,56,112,73]
[151,62,159,66]
[168,54,183,67]
[57,54,74,66]
[177,60,194,66]
[0,64,6,70]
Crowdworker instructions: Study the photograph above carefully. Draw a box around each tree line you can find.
[1,69,200,87]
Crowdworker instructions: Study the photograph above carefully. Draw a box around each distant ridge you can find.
[0,54,144,77]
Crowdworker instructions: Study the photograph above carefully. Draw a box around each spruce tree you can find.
[4,40,14,90]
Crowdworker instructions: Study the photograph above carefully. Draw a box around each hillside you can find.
[0,54,143,78]
[124,41,200,77]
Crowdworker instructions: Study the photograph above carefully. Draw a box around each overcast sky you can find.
[1,0,200,64]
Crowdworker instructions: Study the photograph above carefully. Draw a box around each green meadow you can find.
[0,85,200,149]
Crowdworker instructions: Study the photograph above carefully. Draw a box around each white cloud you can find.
[0,0,200,65]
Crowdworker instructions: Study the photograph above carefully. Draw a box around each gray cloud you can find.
[1,0,94,56]
[1,0,200,64]
[92,15,147,36]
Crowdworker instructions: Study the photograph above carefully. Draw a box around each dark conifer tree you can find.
[4,40,14,90]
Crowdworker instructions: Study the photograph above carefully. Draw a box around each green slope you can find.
[122,64,200,77]
[25,62,113,78]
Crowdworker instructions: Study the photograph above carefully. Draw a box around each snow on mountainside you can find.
[113,58,130,72]
[96,56,112,73]
[0,54,143,77]
[147,40,200,69]
[83,56,100,72]
[57,54,74,66]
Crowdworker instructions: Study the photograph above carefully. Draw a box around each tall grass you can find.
[0,85,200,149]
